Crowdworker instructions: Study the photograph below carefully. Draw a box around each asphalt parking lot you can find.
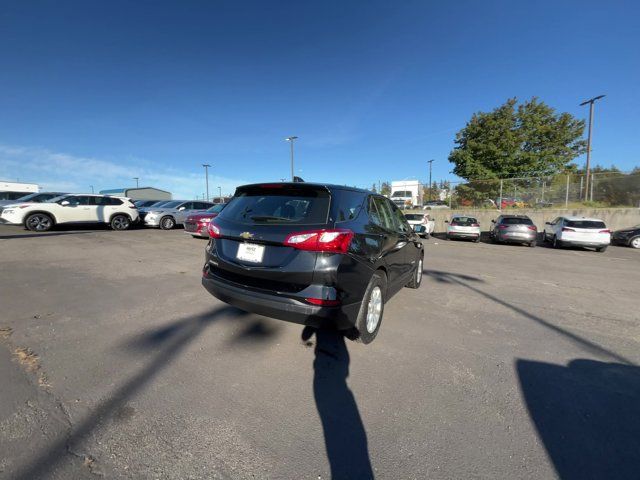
[1,225,639,479]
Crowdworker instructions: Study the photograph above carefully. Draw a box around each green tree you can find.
[371,183,377,193]
[380,181,391,196]
[449,98,587,180]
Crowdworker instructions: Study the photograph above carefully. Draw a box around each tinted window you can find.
[93,196,123,206]
[335,190,364,223]
[391,190,412,197]
[451,216,478,226]
[565,220,606,229]
[404,214,424,221]
[206,204,225,213]
[500,217,533,225]
[389,201,412,232]
[158,201,182,209]
[64,196,92,206]
[370,196,395,231]
[220,185,330,225]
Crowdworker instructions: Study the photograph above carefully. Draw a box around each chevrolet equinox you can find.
[201,183,424,344]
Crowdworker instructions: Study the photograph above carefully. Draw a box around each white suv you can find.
[0,194,139,232]
[543,216,610,252]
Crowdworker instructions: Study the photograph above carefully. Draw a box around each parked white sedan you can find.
[445,215,481,242]
[543,216,610,252]
[0,194,139,231]
[404,213,435,238]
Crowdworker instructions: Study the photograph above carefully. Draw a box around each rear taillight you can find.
[599,229,611,234]
[284,229,354,253]
[207,222,222,238]
[471,223,480,227]
[527,225,537,231]
[562,227,575,232]
[305,298,341,306]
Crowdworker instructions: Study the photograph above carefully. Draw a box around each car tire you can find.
[474,237,481,243]
[110,214,131,231]
[552,236,562,249]
[596,246,607,253]
[629,236,640,249]
[543,231,550,243]
[160,216,176,230]
[25,213,54,232]
[528,240,536,247]
[406,256,423,289]
[352,271,387,345]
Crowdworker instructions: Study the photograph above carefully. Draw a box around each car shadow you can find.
[12,306,277,480]
[301,326,374,479]
[517,358,640,480]
[0,231,94,240]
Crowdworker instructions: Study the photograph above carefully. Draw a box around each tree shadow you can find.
[517,358,640,480]
[301,326,374,479]
[423,269,634,365]
[12,306,244,480]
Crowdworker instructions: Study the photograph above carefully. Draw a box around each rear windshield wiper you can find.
[249,215,294,222]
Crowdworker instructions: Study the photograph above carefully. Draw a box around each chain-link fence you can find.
[402,172,640,210]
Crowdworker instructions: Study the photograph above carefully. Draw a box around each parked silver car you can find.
[445,215,481,242]
[490,215,538,247]
[144,200,215,229]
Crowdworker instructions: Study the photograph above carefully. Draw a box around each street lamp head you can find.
[285,136,298,141]
[579,94,606,106]
[202,164,211,168]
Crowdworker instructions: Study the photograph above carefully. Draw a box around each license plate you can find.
[237,243,265,263]
[507,232,526,237]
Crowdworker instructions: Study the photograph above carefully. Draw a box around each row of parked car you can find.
[0,192,226,233]
[436,213,640,251]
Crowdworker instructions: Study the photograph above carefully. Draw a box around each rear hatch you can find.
[561,220,610,244]
[450,217,479,232]
[500,217,536,237]
[209,184,333,293]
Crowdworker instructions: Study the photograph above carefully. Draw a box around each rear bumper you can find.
[496,232,537,243]
[202,265,360,330]
[447,231,480,238]
[184,222,208,237]
[559,239,610,248]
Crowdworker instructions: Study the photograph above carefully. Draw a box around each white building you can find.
[0,181,39,201]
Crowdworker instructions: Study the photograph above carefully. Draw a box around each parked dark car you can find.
[490,215,538,247]
[612,225,640,249]
[201,183,424,344]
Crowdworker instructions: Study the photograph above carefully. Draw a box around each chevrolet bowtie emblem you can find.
[239,232,254,239]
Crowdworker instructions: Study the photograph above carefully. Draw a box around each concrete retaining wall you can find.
[422,208,640,233]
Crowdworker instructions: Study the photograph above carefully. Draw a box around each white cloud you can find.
[0,144,250,199]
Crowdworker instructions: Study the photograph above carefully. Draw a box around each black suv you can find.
[201,183,424,344]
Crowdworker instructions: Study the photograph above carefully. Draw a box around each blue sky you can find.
[0,0,638,198]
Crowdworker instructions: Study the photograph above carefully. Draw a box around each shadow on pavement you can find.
[12,306,260,480]
[424,269,635,365]
[0,231,94,240]
[301,326,374,480]
[517,358,640,480]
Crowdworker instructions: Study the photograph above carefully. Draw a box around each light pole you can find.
[579,95,605,201]
[218,186,222,203]
[202,164,211,201]
[285,136,298,181]
[90,185,94,194]
[427,159,434,201]
[133,177,139,188]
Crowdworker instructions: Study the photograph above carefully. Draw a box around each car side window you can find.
[371,196,396,231]
[388,201,412,233]
[336,191,364,223]
[70,196,92,206]
[179,202,193,210]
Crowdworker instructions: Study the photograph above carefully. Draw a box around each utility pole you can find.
[579,95,605,202]
[90,185,94,194]
[285,136,298,181]
[427,159,434,201]
[218,186,222,203]
[133,177,139,188]
[202,164,211,201]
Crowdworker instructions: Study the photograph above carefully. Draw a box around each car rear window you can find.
[220,185,330,225]
[501,217,534,225]
[404,214,424,221]
[565,220,606,229]
[451,217,478,225]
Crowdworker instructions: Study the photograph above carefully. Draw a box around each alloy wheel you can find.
[366,286,383,333]
[28,214,51,231]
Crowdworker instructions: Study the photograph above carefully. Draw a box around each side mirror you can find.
[61,200,70,206]
[178,207,186,211]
